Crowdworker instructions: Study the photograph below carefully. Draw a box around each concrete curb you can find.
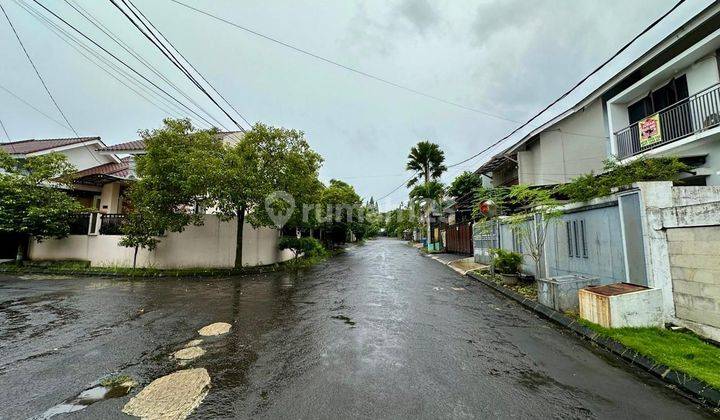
[465,271,720,408]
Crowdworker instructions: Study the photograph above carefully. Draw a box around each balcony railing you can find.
[615,83,720,159]
[99,213,127,235]
[69,212,127,235]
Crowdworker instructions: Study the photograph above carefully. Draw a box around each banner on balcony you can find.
[638,114,662,147]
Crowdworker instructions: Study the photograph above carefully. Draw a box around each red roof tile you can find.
[0,136,100,155]
[73,157,131,179]
[96,131,244,153]
[96,139,146,152]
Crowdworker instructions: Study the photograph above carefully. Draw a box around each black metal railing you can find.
[615,83,720,159]
[99,213,127,235]
[69,213,92,235]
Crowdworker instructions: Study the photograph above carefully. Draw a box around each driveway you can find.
[0,238,713,418]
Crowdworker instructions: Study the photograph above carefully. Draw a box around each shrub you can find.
[490,248,522,274]
[557,156,690,202]
[279,236,327,260]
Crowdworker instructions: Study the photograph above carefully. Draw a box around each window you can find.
[566,221,573,257]
[573,221,580,257]
[566,219,588,259]
[512,228,522,253]
[580,220,588,258]
[627,75,689,123]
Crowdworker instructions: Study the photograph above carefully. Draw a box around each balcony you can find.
[615,83,720,159]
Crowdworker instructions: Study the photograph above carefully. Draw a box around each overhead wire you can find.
[0,0,112,165]
[375,0,689,206]
[166,0,520,125]
[109,0,247,131]
[59,0,216,128]
[14,0,187,123]
[444,0,688,169]
[124,0,251,129]
[0,83,73,131]
[1,1,80,136]
[29,0,225,129]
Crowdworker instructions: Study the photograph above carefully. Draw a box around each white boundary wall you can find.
[29,215,294,268]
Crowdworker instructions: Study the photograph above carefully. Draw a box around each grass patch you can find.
[420,248,444,254]
[0,252,334,278]
[580,319,720,389]
[470,269,538,300]
[100,374,134,388]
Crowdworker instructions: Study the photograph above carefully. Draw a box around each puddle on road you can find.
[35,377,135,419]
[331,315,356,326]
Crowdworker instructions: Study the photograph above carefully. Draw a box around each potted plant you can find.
[490,248,523,285]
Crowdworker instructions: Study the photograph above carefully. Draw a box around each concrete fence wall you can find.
[644,184,720,341]
[29,215,294,269]
[472,181,720,340]
[545,202,627,282]
[667,227,720,338]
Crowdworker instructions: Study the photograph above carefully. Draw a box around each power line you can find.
[166,0,520,124]
[29,0,225,130]
[0,84,73,131]
[376,173,418,202]
[1,1,80,136]
[445,0,687,169]
[59,0,218,128]
[124,0,251,128]
[0,116,10,141]
[110,0,247,131]
[1,0,110,165]
[15,0,186,122]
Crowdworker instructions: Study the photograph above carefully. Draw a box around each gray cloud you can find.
[398,0,439,33]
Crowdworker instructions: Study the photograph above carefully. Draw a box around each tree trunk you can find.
[424,166,431,249]
[234,205,246,268]
[426,207,432,249]
[133,245,139,269]
[15,239,24,264]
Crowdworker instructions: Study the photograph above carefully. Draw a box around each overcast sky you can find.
[0,0,713,210]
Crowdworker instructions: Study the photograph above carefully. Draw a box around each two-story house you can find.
[476,1,720,187]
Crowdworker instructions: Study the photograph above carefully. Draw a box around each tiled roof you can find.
[96,131,245,153]
[0,136,100,155]
[96,139,146,153]
[73,157,131,179]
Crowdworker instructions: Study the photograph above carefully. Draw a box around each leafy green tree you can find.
[504,185,561,278]
[211,123,323,267]
[317,179,363,245]
[448,171,483,199]
[384,201,422,238]
[119,118,225,266]
[406,140,446,246]
[0,150,85,261]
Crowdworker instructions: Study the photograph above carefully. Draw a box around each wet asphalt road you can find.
[0,238,715,419]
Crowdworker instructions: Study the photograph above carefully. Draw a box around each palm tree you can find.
[406,141,446,248]
[406,141,447,187]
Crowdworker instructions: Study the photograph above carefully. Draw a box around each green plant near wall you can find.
[505,185,562,278]
[556,156,690,202]
[490,248,522,274]
[279,236,327,260]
